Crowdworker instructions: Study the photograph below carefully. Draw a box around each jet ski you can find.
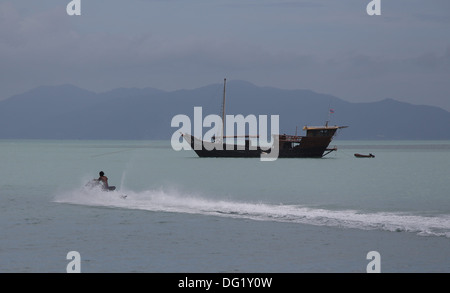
[85,179,115,191]
[85,178,127,199]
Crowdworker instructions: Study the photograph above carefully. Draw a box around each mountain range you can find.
[1,80,449,140]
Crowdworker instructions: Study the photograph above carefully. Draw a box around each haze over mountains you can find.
[1,80,449,140]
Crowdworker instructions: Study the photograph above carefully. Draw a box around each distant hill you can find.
[1,81,449,140]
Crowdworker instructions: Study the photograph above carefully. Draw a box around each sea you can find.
[0,139,449,273]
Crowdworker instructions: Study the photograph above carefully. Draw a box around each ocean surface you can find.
[0,139,449,273]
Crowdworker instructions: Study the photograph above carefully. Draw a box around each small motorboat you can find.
[354,153,375,158]
[85,179,116,191]
[85,179,126,198]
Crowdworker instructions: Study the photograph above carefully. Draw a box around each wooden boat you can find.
[354,153,375,158]
[182,78,348,158]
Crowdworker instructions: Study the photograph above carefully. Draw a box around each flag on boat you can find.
[329,109,335,114]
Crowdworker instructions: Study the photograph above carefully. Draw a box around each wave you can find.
[53,186,450,238]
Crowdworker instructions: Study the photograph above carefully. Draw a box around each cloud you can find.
[328,48,450,80]
[415,13,450,24]
[0,2,317,92]
[0,1,450,111]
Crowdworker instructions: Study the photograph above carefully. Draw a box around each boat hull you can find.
[182,133,337,158]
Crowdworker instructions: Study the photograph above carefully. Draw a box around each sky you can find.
[1,0,450,111]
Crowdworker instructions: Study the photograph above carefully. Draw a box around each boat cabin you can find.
[303,126,340,137]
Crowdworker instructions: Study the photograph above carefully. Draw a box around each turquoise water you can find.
[0,139,449,272]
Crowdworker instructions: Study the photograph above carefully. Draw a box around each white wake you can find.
[54,186,450,238]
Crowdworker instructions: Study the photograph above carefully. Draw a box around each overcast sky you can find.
[1,0,449,110]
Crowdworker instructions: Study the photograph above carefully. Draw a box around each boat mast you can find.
[326,99,332,127]
[221,78,226,141]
